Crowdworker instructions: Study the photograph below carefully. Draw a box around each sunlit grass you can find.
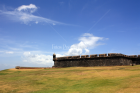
[0,65,140,93]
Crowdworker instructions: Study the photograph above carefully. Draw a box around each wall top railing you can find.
[53,53,140,60]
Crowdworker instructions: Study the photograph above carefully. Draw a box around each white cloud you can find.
[6,51,14,54]
[16,4,37,13]
[85,49,89,54]
[23,52,30,56]
[0,4,66,25]
[35,21,38,24]
[22,52,53,64]
[22,51,65,65]
[56,54,65,57]
[65,33,106,56]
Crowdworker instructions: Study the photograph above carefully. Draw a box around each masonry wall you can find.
[54,56,132,67]
[132,58,140,65]
[15,66,48,69]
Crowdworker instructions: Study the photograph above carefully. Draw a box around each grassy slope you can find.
[0,66,140,93]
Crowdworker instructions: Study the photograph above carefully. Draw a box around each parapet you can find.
[108,53,124,57]
[90,54,97,58]
[54,53,140,61]
[67,56,72,59]
[72,55,80,59]
[123,55,128,57]
[99,54,107,57]
[128,55,137,58]
[57,56,69,60]
[81,55,89,58]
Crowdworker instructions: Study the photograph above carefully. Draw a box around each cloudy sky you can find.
[0,0,140,70]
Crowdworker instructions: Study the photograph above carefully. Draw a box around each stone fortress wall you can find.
[15,66,50,69]
[53,53,140,67]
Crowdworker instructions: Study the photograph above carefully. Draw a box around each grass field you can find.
[0,65,140,93]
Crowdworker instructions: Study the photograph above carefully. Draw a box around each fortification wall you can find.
[15,66,48,69]
[54,57,132,67]
[53,53,135,67]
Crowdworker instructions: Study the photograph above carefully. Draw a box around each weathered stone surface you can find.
[53,53,140,67]
[81,55,89,58]
[57,57,68,60]
[72,55,80,59]
[99,54,107,57]
[108,53,123,57]
[90,54,97,58]
[128,55,137,58]
[54,57,132,67]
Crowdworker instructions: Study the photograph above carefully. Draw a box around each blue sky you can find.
[0,0,140,70]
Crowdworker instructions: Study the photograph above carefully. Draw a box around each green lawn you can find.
[0,65,140,93]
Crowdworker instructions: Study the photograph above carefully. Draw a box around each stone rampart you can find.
[15,66,48,69]
[53,53,140,67]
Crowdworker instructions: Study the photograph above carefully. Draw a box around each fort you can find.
[53,53,140,67]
